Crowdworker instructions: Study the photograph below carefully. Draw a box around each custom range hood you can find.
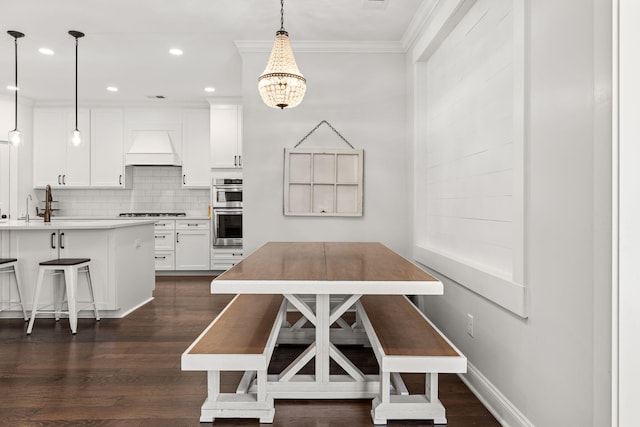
[125,130,181,166]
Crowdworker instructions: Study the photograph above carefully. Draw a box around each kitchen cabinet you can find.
[8,230,112,311]
[181,109,210,188]
[91,108,131,188]
[2,221,155,317]
[210,104,242,168]
[33,108,91,188]
[175,219,210,270]
[154,220,175,271]
[211,246,243,271]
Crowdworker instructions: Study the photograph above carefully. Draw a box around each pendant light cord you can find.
[13,36,18,131]
[75,36,78,131]
[280,0,285,31]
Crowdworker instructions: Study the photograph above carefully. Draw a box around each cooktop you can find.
[118,212,187,217]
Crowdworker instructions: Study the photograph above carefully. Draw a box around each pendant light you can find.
[258,0,306,109]
[7,30,25,146]
[69,30,84,146]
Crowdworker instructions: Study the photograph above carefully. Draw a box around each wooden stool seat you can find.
[0,258,28,321]
[27,258,100,335]
[39,258,91,266]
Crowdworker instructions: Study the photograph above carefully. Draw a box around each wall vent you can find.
[362,0,388,9]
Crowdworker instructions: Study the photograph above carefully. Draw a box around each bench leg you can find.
[199,370,275,424]
[370,372,447,425]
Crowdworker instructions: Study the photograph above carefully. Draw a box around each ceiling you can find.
[0,0,424,105]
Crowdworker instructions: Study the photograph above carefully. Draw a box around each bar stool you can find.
[0,258,28,321]
[27,258,100,335]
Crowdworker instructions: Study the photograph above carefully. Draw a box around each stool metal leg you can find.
[53,273,64,322]
[27,267,47,335]
[84,267,100,321]
[64,266,78,334]
[12,265,28,321]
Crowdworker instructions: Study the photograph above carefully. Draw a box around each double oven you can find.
[211,178,242,247]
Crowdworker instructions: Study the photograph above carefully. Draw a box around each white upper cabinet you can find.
[33,108,90,188]
[91,108,129,188]
[181,109,210,188]
[210,103,242,168]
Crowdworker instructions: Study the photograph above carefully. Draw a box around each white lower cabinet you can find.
[212,247,243,271]
[154,220,176,271]
[154,219,211,271]
[4,225,155,314]
[176,220,210,270]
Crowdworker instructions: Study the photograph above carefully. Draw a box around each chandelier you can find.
[258,0,306,109]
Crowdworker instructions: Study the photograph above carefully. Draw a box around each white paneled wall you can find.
[418,0,517,279]
[39,166,209,217]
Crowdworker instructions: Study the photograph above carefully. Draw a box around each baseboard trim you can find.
[458,362,534,427]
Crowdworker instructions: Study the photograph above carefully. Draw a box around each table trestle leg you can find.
[200,369,275,424]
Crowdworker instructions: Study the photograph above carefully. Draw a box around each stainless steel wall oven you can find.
[212,178,242,246]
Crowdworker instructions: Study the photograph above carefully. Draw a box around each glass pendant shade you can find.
[8,129,22,146]
[71,129,82,146]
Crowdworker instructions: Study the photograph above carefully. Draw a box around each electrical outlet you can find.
[467,313,474,337]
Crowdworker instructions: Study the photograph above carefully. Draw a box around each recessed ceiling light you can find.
[204,87,216,93]
[107,86,118,92]
[38,47,55,55]
[6,85,19,91]
[169,48,183,56]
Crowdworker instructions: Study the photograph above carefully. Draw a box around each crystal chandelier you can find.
[258,0,306,109]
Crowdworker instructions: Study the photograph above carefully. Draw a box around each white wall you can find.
[617,0,640,425]
[413,0,612,425]
[240,50,411,257]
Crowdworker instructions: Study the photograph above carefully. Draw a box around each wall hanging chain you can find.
[294,120,355,149]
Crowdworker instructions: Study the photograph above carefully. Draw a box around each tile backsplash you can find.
[37,166,210,217]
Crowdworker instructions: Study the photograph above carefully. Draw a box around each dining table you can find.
[211,241,443,399]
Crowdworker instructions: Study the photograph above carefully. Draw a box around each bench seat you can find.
[356,295,467,425]
[182,293,287,423]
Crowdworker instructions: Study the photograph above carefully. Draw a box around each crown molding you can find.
[235,40,404,54]
[401,0,440,51]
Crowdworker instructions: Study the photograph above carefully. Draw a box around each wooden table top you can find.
[212,242,443,296]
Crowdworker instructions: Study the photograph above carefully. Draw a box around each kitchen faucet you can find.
[25,194,32,223]
[43,185,53,223]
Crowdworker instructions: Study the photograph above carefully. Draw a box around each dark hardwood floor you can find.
[0,276,500,426]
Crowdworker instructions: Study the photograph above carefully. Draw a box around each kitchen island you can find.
[0,219,156,318]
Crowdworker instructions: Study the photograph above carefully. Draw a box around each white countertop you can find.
[0,219,156,230]
[51,216,211,221]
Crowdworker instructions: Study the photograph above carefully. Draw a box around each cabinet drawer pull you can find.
[232,253,242,256]
[59,232,65,249]
[57,175,61,185]
[62,175,66,185]
[176,232,180,243]
[51,232,57,249]
[187,223,199,227]
[119,174,123,185]
[238,155,242,167]
[234,155,237,167]
[183,174,186,185]
[155,235,166,239]
[155,256,166,260]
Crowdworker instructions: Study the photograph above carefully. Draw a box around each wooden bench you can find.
[181,293,287,423]
[356,295,467,425]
